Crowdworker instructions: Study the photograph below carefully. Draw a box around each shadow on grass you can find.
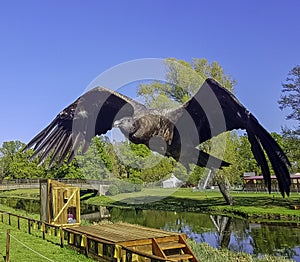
[230,194,299,208]
[112,194,298,207]
[105,192,300,221]
[112,195,228,211]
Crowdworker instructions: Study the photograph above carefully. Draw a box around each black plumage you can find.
[24,78,291,196]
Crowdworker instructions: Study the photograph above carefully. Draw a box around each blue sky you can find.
[0,0,299,146]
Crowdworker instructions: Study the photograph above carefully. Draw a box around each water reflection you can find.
[100,206,300,260]
[1,197,300,260]
[0,197,40,213]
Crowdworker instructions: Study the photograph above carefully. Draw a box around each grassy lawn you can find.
[0,189,39,199]
[0,204,93,262]
[187,240,292,262]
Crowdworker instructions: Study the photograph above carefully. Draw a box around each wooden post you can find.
[28,219,31,234]
[1,212,3,223]
[83,235,88,257]
[42,222,46,240]
[17,216,20,230]
[5,229,10,262]
[60,227,64,248]
[8,213,11,226]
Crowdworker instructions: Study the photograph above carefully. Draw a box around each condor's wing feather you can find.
[24,87,144,167]
[172,78,291,196]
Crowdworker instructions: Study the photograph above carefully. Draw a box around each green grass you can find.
[0,224,94,262]
[0,189,39,199]
[0,204,94,262]
[187,240,292,262]
[0,204,39,219]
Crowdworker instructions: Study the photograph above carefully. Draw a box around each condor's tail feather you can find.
[247,132,272,191]
[178,147,230,170]
[246,115,291,197]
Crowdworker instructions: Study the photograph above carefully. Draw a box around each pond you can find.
[81,204,300,260]
[1,197,300,260]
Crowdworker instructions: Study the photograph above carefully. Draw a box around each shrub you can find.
[126,178,143,192]
[108,178,143,195]
[107,184,119,196]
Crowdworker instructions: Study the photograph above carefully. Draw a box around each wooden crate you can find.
[40,179,80,226]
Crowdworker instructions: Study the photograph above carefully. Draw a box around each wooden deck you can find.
[70,223,178,243]
[66,223,199,261]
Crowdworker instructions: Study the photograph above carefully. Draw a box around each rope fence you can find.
[8,232,54,262]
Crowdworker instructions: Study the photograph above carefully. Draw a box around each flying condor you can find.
[24,78,291,196]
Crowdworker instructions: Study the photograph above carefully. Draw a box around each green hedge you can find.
[107,178,143,195]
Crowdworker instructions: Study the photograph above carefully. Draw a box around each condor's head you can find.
[113,117,138,136]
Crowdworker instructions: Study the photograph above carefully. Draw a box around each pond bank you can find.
[84,188,300,224]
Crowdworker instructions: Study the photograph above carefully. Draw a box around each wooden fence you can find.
[0,179,111,195]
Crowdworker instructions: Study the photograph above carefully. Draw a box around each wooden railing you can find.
[0,210,171,261]
[0,179,111,195]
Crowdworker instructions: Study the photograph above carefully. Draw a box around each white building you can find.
[162,174,183,188]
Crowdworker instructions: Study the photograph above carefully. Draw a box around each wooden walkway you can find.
[72,223,178,243]
[66,223,199,261]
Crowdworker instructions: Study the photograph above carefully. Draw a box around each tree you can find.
[236,134,261,175]
[278,65,300,136]
[76,136,112,180]
[138,58,235,106]
[140,157,174,184]
[114,140,187,184]
[277,66,300,173]
[272,131,300,173]
[138,58,237,204]
[0,141,44,179]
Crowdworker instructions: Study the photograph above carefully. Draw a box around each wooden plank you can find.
[117,223,178,236]
[167,253,193,261]
[159,242,185,250]
[152,238,167,259]
[119,238,153,247]
[121,245,170,261]
[154,235,180,243]
[75,226,130,242]
[53,189,78,222]
[178,234,199,262]
[72,223,177,243]
[66,223,179,244]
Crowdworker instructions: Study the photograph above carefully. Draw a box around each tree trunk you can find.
[210,215,232,248]
[213,170,234,205]
[219,217,232,248]
[217,180,233,205]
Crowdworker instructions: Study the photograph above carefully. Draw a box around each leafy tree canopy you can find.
[278,65,300,136]
[0,141,44,179]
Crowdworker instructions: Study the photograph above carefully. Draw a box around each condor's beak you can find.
[113,120,121,128]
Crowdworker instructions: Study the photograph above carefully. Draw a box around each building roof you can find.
[244,173,300,181]
[162,174,182,183]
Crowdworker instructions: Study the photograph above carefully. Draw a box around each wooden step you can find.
[159,241,186,250]
[167,253,193,261]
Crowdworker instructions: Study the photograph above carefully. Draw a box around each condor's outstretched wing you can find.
[173,78,291,196]
[23,87,145,167]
